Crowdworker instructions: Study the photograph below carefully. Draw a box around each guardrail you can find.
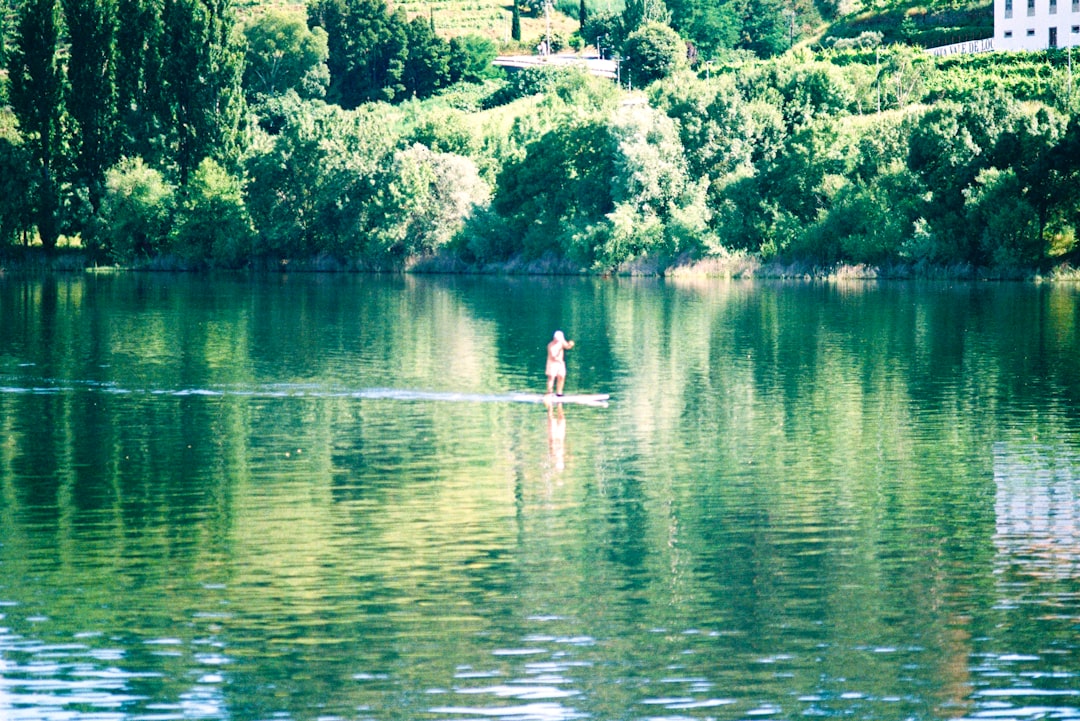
[493,54,618,79]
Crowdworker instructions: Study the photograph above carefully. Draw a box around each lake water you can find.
[2,273,1080,721]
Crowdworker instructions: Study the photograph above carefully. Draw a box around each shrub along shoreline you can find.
[6,245,1080,282]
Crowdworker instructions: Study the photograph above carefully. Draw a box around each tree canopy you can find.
[3,0,1079,276]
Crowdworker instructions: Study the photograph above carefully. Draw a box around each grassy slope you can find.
[412,0,995,47]
[394,0,579,41]
[233,0,579,42]
[236,0,993,49]
[819,1,993,47]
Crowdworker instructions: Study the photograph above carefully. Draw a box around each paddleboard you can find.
[534,392,610,407]
[354,389,610,406]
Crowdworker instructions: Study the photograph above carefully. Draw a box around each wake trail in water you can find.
[0,376,609,406]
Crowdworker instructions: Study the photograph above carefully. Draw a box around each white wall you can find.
[995,0,1080,50]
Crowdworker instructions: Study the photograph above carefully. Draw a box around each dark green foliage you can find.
[0,111,35,245]
[448,34,498,83]
[402,15,450,99]
[650,73,761,178]
[95,156,176,262]
[736,0,791,57]
[8,0,67,249]
[113,0,167,164]
[582,11,624,53]
[308,0,407,106]
[170,157,252,267]
[243,96,489,268]
[407,108,476,156]
[664,0,738,59]
[243,98,391,259]
[64,0,118,210]
[158,0,246,180]
[492,119,616,260]
[664,0,830,60]
[482,65,564,108]
[309,0,460,106]
[2,0,1078,273]
[243,9,330,100]
[622,0,668,34]
[621,22,686,87]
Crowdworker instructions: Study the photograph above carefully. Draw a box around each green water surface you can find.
[2,273,1080,721]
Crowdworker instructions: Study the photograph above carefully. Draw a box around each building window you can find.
[1074,0,1079,12]
[1027,28,1036,35]
[1050,26,1058,46]
[1005,30,1014,37]
[1050,0,1057,13]
[1073,25,1080,33]
[1028,0,1035,15]
[1006,0,1014,17]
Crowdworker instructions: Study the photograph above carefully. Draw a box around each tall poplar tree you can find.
[9,0,68,249]
[308,0,407,107]
[64,0,119,212]
[159,0,244,179]
[402,15,449,99]
[114,0,167,164]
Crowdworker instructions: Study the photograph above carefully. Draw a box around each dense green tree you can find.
[364,143,489,263]
[64,0,119,214]
[990,101,1071,263]
[448,34,497,84]
[665,0,831,59]
[159,0,246,180]
[622,0,668,35]
[95,156,175,262]
[964,167,1041,268]
[582,11,624,54]
[738,56,855,132]
[8,0,68,249]
[406,107,476,156]
[650,72,754,179]
[907,100,994,262]
[402,15,450,99]
[664,0,738,58]
[599,100,709,264]
[0,110,35,245]
[113,0,167,164]
[799,162,922,264]
[243,9,330,101]
[492,119,617,259]
[243,97,398,261]
[621,21,686,87]
[736,0,791,57]
[308,0,408,107]
[511,0,521,41]
[170,157,252,266]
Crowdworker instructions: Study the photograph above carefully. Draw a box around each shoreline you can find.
[3,247,1079,281]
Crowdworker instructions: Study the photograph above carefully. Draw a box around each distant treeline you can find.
[1,0,1078,273]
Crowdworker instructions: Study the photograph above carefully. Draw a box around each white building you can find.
[995,0,1080,50]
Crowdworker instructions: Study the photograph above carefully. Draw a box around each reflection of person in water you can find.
[546,397,566,472]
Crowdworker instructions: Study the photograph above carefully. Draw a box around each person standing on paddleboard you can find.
[546,330,575,396]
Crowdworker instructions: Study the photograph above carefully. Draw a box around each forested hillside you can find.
[2,0,1078,276]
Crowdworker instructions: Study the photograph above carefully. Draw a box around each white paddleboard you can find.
[534,393,610,406]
